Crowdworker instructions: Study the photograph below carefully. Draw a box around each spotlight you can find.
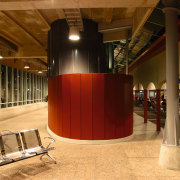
[69,26,80,41]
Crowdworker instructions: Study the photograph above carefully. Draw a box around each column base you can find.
[47,125,134,145]
[159,144,180,170]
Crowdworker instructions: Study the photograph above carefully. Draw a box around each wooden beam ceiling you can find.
[0,11,44,47]
[63,9,84,31]
[98,18,132,32]
[0,0,160,10]
[0,0,160,72]
[33,9,50,30]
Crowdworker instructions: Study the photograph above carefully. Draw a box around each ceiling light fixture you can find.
[0,55,3,59]
[24,65,30,69]
[69,26,80,41]
[38,70,43,74]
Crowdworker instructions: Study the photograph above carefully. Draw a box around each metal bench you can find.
[0,129,56,166]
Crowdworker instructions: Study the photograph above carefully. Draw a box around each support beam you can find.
[98,18,132,32]
[33,9,50,30]
[0,11,43,47]
[0,31,22,47]
[0,0,160,10]
[104,8,113,24]
[56,9,66,19]
[156,89,161,131]
[144,89,147,123]
[0,36,18,52]
[103,30,128,42]
[3,56,47,60]
[159,2,180,170]
[132,7,154,39]
[0,64,1,109]
[163,6,180,145]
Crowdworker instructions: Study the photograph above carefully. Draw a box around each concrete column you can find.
[5,66,8,108]
[11,68,14,107]
[16,69,19,106]
[164,7,179,145]
[144,89,147,123]
[24,71,27,104]
[126,37,129,75]
[20,70,23,105]
[159,2,180,169]
[0,64,1,109]
[156,89,161,132]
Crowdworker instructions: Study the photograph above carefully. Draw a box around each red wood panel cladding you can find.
[48,74,133,140]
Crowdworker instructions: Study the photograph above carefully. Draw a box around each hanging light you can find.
[0,51,3,59]
[24,64,30,69]
[69,26,80,41]
[38,70,43,74]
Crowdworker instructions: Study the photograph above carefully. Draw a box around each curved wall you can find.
[48,19,107,77]
[48,73,133,140]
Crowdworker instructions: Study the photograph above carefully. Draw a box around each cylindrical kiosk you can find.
[48,19,133,141]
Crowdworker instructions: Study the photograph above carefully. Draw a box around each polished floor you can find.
[0,103,180,180]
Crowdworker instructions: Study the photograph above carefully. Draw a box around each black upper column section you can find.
[48,19,108,77]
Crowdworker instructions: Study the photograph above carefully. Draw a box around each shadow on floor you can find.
[0,159,54,180]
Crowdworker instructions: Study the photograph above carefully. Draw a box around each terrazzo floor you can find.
[0,103,180,180]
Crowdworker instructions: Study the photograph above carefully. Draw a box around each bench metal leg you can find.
[40,154,46,160]
[40,153,56,164]
[47,153,56,164]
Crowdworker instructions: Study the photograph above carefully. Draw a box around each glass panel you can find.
[34,75,36,103]
[27,73,30,104]
[23,71,25,105]
[18,70,21,105]
[31,74,34,103]
[14,69,17,106]
[1,65,6,108]
[37,76,40,102]
[8,67,12,107]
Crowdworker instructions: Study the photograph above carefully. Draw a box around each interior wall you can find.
[130,42,180,89]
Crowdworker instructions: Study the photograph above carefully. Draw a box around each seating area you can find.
[0,128,56,166]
